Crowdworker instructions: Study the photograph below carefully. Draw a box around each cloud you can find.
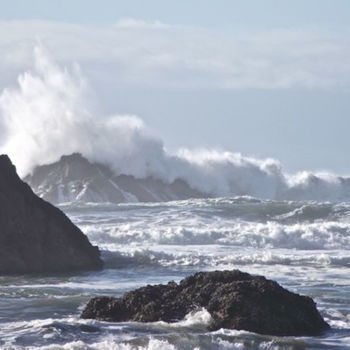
[0,20,350,90]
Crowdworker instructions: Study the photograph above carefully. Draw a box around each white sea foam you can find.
[83,216,350,250]
[19,338,181,350]
[1,46,350,202]
[1,199,349,350]
[101,246,350,269]
[153,308,213,330]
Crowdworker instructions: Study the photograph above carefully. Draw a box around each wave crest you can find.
[1,47,350,202]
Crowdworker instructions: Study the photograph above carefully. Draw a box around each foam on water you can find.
[7,338,181,350]
[153,308,213,330]
[68,198,350,251]
[1,197,350,348]
[100,246,350,270]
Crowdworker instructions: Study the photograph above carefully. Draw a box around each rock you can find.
[81,270,329,336]
[25,153,206,204]
[0,154,103,274]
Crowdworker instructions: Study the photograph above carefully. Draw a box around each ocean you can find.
[1,197,350,349]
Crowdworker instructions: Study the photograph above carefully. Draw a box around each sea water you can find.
[1,197,350,349]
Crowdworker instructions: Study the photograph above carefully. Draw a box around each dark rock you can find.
[0,154,103,274]
[81,270,330,336]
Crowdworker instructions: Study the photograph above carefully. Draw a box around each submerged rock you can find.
[82,270,329,336]
[0,155,103,274]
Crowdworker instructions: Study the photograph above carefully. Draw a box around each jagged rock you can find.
[25,153,206,204]
[81,270,330,336]
[0,154,103,274]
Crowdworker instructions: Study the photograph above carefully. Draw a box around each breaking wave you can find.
[63,198,350,255]
[1,46,350,202]
[100,247,350,269]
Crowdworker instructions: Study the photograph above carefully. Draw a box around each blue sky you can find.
[1,1,350,173]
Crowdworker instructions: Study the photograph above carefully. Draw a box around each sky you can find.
[1,0,350,174]
[2,0,350,29]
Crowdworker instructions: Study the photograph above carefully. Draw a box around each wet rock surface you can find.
[0,154,103,274]
[82,270,330,336]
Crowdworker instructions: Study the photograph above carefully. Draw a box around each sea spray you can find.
[2,46,350,202]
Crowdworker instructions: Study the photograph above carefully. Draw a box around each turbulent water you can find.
[1,197,350,349]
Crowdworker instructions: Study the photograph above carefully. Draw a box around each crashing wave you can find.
[2,47,350,203]
[24,153,205,204]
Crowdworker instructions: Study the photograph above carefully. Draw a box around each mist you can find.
[1,46,349,201]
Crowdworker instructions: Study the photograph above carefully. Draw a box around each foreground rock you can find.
[82,270,329,336]
[0,155,103,274]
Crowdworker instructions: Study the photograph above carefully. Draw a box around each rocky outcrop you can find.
[25,153,206,204]
[0,155,103,274]
[82,270,329,336]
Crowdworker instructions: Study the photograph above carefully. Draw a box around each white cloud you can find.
[0,20,350,90]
